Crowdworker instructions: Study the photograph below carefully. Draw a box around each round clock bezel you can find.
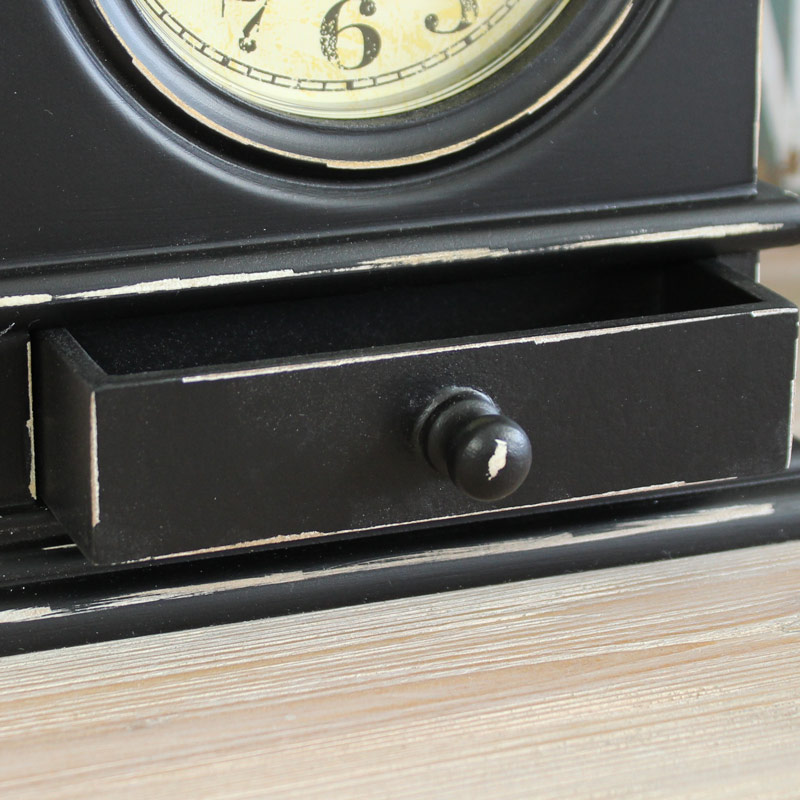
[90,0,639,168]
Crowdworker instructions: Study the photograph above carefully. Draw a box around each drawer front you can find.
[34,268,798,563]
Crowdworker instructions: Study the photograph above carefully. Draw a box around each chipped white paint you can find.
[182,311,750,384]
[89,392,100,528]
[128,477,743,563]
[0,322,14,337]
[355,248,509,270]
[750,307,798,317]
[0,253,506,308]
[7,500,767,619]
[449,503,775,552]
[0,226,787,310]
[550,222,785,252]
[530,314,738,344]
[0,606,54,624]
[487,439,508,480]
[610,502,775,537]
[788,325,799,468]
[0,293,54,308]
[25,341,36,500]
[58,269,296,301]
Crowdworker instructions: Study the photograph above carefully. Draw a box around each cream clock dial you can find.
[128,0,572,119]
[92,0,636,165]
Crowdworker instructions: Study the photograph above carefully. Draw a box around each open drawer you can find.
[33,259,798,564]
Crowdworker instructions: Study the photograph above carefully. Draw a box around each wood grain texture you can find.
[1,541,800,799]
[761,245,800,436]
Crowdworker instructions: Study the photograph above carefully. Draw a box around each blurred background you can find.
[760,0,800,191]
[759,0,799,283]
[760,0,799,433]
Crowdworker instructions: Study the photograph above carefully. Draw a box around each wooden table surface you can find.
[762,247,800,433]
[2,539,799,799]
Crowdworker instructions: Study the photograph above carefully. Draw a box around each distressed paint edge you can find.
[750,307,797,317]
[0,222,788,310]
[788,322,799,468]
[0,249,507,308]
[0,498,770,624]
[182,311,750,384]
[89,393,100,528]
[25,341,37,500]
[353,247,509,270]
[550,222,784,252]
[0,294,55,309]
[114,476,748,564]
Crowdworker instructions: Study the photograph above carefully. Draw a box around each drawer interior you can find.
[67,260,758,376]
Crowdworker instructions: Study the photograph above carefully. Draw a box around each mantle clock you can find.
[1,0,800,652]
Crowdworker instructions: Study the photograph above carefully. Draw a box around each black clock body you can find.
[1,0,800,568]
[1,0,765,267]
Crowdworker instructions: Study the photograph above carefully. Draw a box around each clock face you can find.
[91,0,637,165]
[127,0,572,120]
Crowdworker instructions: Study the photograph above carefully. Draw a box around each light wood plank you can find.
[761,246,800,297]
[1,541,800,799]
[761,246,800,435]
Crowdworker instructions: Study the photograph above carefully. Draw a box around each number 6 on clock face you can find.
[320,1,381,71]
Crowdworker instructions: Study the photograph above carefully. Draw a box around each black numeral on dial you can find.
[320,0,381,70]
[425,1,479,34]
[221,0,271,53]
[224,1,481,71]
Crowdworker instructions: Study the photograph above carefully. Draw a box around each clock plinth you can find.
[0,0,797,649]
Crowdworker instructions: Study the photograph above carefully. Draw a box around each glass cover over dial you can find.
[129,0,573,119]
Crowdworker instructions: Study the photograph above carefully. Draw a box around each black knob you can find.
[415,388,532,502]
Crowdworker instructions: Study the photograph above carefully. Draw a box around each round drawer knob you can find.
[416,388,532,502]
